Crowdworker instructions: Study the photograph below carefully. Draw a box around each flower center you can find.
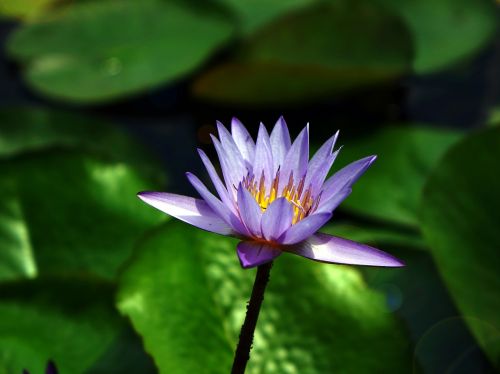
[241,169,321,224]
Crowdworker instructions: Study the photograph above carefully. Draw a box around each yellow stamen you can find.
[242,170,320,224]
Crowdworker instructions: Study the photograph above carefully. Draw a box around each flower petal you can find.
[261,197,294,241]
[237,184,263,238]
[231,117,255,165]
[321,155,376,202]
[186,172,248,236]
[315,187,352,214]
[252,123,274,190]
[287,233,405,267]
[211,135,244,199]
[304,131,340,195]
[237,241,282,269]
[217,120,247,168]
[270,116,291,173]
[197,149,237,214]
[137,192,233,235]
[278,212,332,245]
[278,125,309,192]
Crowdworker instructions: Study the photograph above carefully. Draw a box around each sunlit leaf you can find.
[0,179,36,282]
[375,0,497,73]
[421,127,500,367]
[0,150,165,281]
[117,221,412,373]
[0,279,121,374]
[193,0,412,105]
[335,126,462,227]
[7,0,234,103]
[487,107,500,127]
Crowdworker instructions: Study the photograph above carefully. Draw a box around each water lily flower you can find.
[138,117,404,269]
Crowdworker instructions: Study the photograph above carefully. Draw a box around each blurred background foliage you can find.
[0,0,498,373]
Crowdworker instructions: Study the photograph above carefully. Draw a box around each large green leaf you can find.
[0,150,164,281]
[117,221,412,373]
[0,278,121,374]
[193,0,412,105]
[7,0,233,103]
[335,126,462,227]
[0,107,134,157]
[375,0,497,74]
[0,0,55,19]
[420,127,500,367]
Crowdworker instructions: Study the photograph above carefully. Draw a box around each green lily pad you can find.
[0,107,132,156]
[193,0,412,105]
[420,127,500,367]
[335,126,462,227]
[375,0,497,73]
[0,0,55,20]
[7,0,233,103]
[0,278,121,374]
[0,150,165,281]
[117,221,412,373]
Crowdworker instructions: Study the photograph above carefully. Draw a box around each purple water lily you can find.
[138,117,403,269]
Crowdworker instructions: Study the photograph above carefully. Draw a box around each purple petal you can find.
[198,149,237,214]
[237,241,282,268]
[278,125,309,192]
[186,172,248,235]
[304,132,340,195]
[211,135,244,199]
[216,122,248,183]
[278,212,332,245]
[231,117,255,165]
[217,120,246,168]
[287,233,405,267]
[261,197,294,241]
[321,155,376,202]
[269,116,291,173]
[315,187,352,214]
[237,184,263,238]
[252,123,274,190]
[137,192,233,235]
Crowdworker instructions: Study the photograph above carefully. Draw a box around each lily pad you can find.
[335,126,462,227]
[0,0,55,20]
[193,0,412,105]
[375,0,497,73]
[420,127,500,367]
[117,221,412,373]
[7,0,234,103]
[0,278,121,374]
[0,150,165,281]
